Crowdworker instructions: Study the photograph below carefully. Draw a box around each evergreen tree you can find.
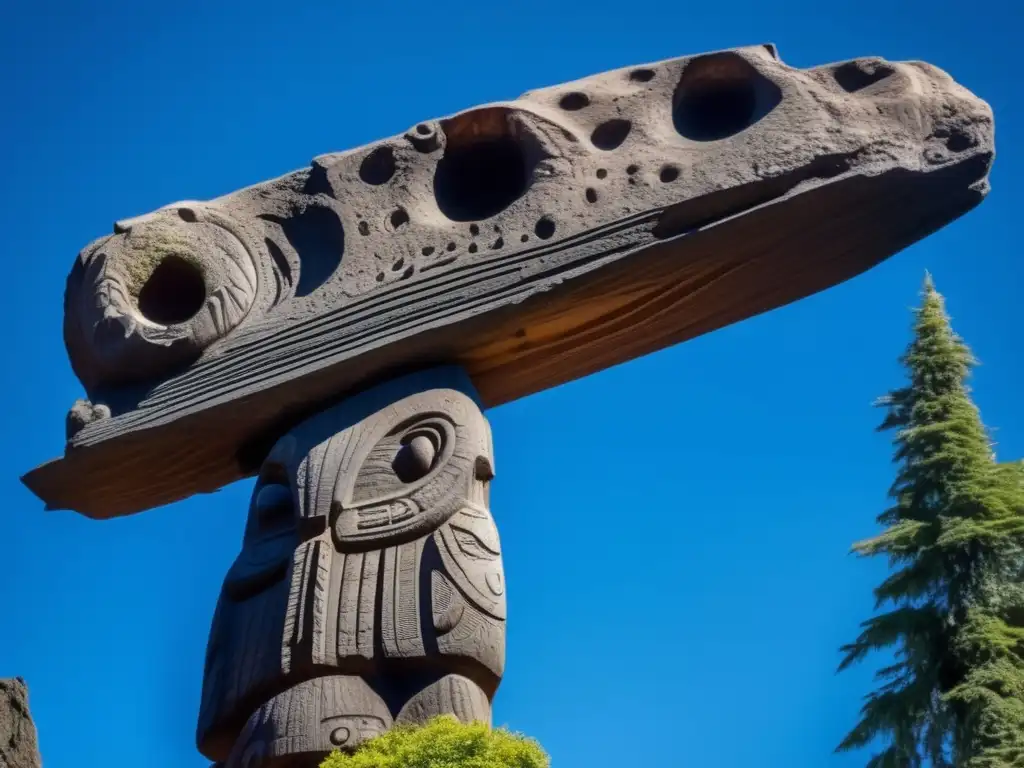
[836,276,1024,767]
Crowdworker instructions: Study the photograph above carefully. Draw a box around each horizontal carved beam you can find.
[22,44,993,518]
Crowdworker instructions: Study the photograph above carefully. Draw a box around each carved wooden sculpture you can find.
[20,44,994,766]
[199,368,503,766]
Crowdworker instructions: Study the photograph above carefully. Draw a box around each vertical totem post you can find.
[197,367,505,766]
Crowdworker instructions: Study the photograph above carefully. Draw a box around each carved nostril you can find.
[137,255,206,326]
[942,127,977,152]
[673,53,781,142]
[833,60,896,93]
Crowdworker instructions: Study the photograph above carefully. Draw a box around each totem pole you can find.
[22,45,993,767]
[197,368,505,765]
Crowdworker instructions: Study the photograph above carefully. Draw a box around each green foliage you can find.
[319,715,550,768]
[837,276,1024,767]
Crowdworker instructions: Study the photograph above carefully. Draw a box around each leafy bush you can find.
[319,715,549,768]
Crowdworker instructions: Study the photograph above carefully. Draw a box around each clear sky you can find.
[1,1,1021,766]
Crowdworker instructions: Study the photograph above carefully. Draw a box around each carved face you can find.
[62,193,348,400]
[64,204,262,392]
[228,382,495,581]
[197,372,498,761]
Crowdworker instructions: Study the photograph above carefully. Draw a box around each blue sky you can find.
[1,1,1021,766]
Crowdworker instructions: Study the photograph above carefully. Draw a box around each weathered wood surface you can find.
[198,368,503,765]
[22,44,994,518]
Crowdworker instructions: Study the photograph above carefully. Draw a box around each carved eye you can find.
[65,205,258,393]
[348,418,454,507]
[392,433,438,483]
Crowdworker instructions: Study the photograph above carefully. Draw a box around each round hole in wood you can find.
[137,256,206,326]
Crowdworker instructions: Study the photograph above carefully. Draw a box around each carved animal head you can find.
[65,206,262,392]
[25,44,994,517]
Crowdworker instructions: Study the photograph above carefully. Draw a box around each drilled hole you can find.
[559,92,590,110]
[630,68,656,83]
[433,108,542,222]
[659,165,680,183]
[359,146,396,185]
[137,256,206,326]
[534,217,555,239]
[591,119,632,150]
[585,187,598,203]
[673,53,781,142]
[389,208,410,230]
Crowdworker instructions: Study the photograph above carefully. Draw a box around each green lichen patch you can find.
[121,219,207,296]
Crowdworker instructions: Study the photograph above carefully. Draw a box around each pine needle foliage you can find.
[837,276,1024,767]
[319,715,550,768]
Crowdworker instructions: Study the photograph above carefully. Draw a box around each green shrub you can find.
[319,715,549,768]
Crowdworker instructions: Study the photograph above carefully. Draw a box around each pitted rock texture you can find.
[23,43,993,518]
[0,679,41,768]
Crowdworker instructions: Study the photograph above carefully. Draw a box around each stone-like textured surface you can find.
[197,367,502,765]
[23,44,994,518]
[1,679,41,768]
